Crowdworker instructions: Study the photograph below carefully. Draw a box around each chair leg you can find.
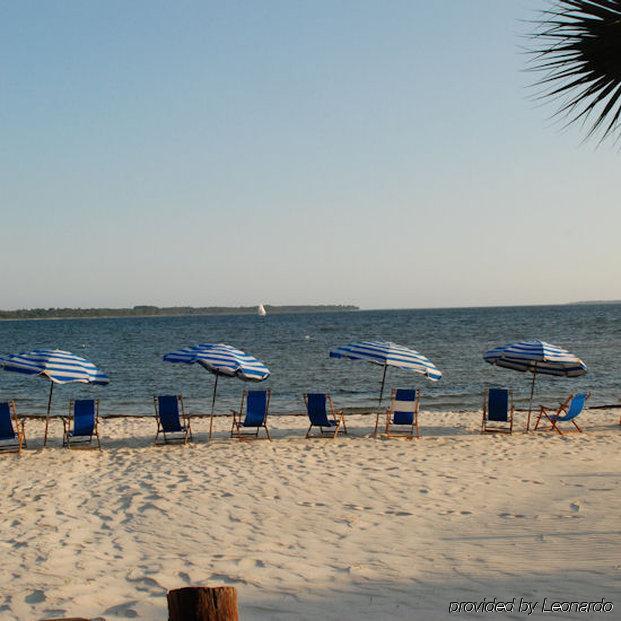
[572,420,583,433]
[264,425,271,441]
[305,424,313,439]
[534,409,544,430]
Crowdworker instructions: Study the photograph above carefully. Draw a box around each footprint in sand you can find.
[103,602,139,618]
[25,590,46,604]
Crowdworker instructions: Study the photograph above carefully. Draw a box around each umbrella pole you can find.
[44,382,54,447]
[379,365,388,405]
[526,372,537,432]
[208,374,219,440]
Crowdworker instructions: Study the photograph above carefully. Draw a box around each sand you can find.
[1,409,619,620]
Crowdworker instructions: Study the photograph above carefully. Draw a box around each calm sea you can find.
[0,304,619,416]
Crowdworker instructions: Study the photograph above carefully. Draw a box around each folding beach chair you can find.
[374,388,420,439]
[62,399,101,449]
[303,393,348,439]
[231,389,271,440]
[534,392,590,435]
[154,394,193,445]
[0,401,26,454]
[481,387,513,434]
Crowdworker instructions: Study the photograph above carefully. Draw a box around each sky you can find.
[1,0,619,310]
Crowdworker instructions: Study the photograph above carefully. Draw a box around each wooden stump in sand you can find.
[167,586,239,621]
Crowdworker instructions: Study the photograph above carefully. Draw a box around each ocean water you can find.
[0,304,619,416]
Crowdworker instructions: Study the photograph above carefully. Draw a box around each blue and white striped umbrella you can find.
[0,348,110,445]
[483,339,587,430]
[330,340,442,403]
[164,343,270,381]
[1,348,110,385]
[484,339,587,377]
[163,343,270,437]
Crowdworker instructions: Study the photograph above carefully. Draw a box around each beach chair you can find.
[303,393,348,439]
[481,387,513,434]
[534,392,590,435]
[62,399,101,449]
[154,394,193,445]
[374,388,420,439]
[231,389,271,440]
[0,401,26,454]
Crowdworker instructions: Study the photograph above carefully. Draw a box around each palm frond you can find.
[527,0,621,145]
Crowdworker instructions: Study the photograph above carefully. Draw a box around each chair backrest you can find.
[487,388,509,422]
[305,393,331,426]
[390,388,417,425]
[73,399,96,436]
[0,402,16,441]
[244,390,268,426]
[157,395,183,432]
[560,393,588,421]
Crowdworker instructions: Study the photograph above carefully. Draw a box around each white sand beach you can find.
[1,409,619,620]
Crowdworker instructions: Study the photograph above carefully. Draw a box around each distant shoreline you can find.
[0,304,359,322]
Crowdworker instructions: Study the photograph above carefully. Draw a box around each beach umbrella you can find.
[329,340,442,404]
[0,348,110,446]
[483,339,587,431]
[163,343,270,438]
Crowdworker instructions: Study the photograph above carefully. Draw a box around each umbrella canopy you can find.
[484,340,587,377]
[163,343,270,437]
[0,348,110,445]
[330,340,442,404]
[164,343,270,381]
[1,348,110,385]
[483,339,587,430]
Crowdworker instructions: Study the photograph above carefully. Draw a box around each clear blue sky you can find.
[1,0,619,310]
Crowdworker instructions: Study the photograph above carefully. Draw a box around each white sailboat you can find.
[258,304,267,317]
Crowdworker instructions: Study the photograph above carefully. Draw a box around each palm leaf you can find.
[528,0,621,145]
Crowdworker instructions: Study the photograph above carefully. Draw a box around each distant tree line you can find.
[0,305,359,320]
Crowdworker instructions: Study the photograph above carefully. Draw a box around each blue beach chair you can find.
[154,395,193,445]
[231,389,271,440]
[374,388,420,439]
[534,392,590,434]
[62,399,101,449]
[303,393,347,439]
[481,387,514,434]
[0,401,26,453]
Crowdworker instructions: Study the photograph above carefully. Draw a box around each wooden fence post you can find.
[167,586,238,621]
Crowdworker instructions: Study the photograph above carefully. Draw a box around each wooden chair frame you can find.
[231,389,272,441]
[534,392,590,435]
[303,393,348,439]
[0,401,27,454]
[374,388,420,439]
[481,387,514,434]
[62,399,101,449]
[153,394,193,445]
